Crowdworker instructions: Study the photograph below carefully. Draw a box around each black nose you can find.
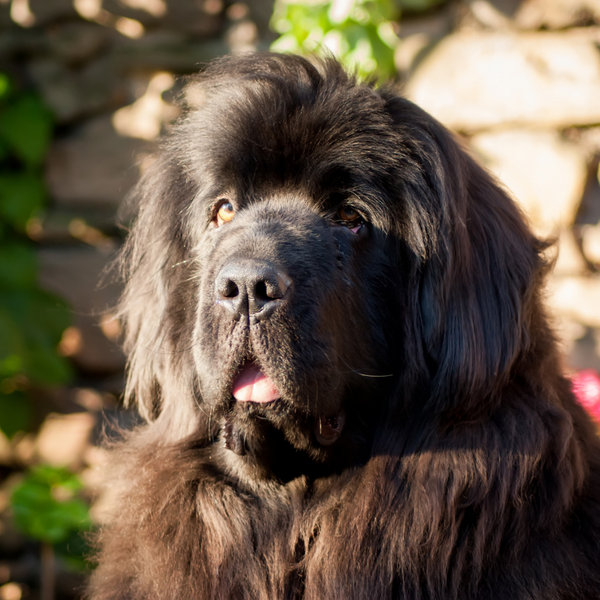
[215,259,291,318]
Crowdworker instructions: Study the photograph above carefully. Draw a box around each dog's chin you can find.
[218,400,352,483]
[198,359,349,481]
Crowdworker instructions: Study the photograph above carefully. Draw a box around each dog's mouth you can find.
[232,360,281,404]
[226,359,346,460]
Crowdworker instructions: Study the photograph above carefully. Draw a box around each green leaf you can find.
[0,390,31,438]
[394,0,445,10]
[11,466,91,545]
[25,289,72,339]
[0,95,53,166]
[0,303,25,378]
[0,138,10,163]
[56,531,92,572]
[0,290,72,385]
[31,465,82,488]
[0,242,37,289]
[0,171,47,229]
[270,0,399,81]
[20,291,73,385]
[22,343,73,386]
[0,74,10,100]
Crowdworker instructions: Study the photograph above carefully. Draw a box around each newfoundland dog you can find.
[88,53,600,600]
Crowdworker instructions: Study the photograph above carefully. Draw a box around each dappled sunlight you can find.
[112,72,178,141]
[120,0,166,17]
[74,0,145,38]
[3,0,260,43]
[9,0,34,27]
[4,0,151,37]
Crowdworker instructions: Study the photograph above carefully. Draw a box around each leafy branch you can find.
[271,0,401,80]
[10,465,92,600]
[0,73,72,440]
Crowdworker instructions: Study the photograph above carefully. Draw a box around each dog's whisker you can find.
[325,346,392,379]
[169,259,192,269]
[192,388,209,419]
[207,406,216,444]
[348,372,394,378]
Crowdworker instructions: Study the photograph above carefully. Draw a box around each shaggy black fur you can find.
[88,53,600,600]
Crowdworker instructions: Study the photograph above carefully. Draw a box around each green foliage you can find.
[0,172,47,230]
[10,465,92,548]
[0,74,72,439]
[270,0,400,80]
[0,74,10,99]
[0,95,54,167]
[0,290,72,384]
[56,529,92,572]
[0,390,31,439]
[395,0,446,11]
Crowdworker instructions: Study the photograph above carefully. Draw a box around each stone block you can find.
[45,115,152,209]
[47,21,112,66]
[582,222,600,266]
[470,129,587,237]
[112,33,228,72]
[35,412,96,467]
[548,275,600,329]
[38,246,125,374]
[406,31,600,131]
[27,56,124,123]
[102,0,224,35]
[516,0,600,30]
[27,0,78,24]
[554,229,588,276]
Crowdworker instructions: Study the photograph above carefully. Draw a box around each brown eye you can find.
[338,205,360,222]
[216,201,235,226]
[333,204,365,233]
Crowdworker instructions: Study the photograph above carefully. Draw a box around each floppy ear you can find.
[117,154,200,428]
[384,95,548,414]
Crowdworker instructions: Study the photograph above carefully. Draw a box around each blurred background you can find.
[0,0,599,598]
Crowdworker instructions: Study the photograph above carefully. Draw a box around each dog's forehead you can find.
[180,72,396,192]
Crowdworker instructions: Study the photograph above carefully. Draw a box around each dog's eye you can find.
[338,206,360,222]
[335,205,365,232]
[215,201,235,227]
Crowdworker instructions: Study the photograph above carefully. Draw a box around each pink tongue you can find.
[232,362,280,403]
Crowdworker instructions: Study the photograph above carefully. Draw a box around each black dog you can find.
[88,53,600,600]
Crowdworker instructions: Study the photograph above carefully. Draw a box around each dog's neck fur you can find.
[90,394,600,600]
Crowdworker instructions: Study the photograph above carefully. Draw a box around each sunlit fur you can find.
[88,54,600,600]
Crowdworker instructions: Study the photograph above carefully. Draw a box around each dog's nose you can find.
[215,260,291,318]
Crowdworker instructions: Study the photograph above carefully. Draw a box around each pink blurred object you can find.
[572,369,600,422]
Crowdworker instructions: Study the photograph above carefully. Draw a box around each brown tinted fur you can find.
[88,54,600,600]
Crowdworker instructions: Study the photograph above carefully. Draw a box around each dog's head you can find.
[118,54,545,480]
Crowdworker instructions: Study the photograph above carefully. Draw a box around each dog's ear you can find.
[384,96,548,414]
[117,154,199,425]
